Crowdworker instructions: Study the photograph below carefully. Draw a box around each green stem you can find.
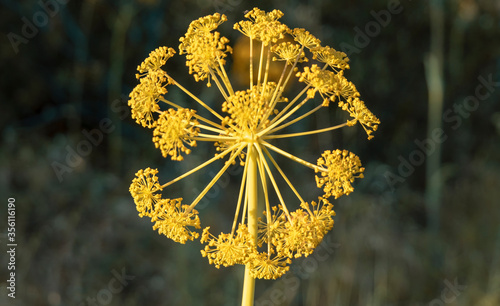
[241,144,258,306]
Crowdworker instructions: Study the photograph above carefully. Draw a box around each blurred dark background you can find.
[1,0,500,305]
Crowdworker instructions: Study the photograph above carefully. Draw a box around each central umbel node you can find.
[241,131,258,144]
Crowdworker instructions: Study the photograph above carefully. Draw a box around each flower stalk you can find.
[242,144,258,306]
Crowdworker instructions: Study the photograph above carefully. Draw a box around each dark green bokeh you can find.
[1,0,499,305]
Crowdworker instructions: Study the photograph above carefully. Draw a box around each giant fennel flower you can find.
[128,8,379,305]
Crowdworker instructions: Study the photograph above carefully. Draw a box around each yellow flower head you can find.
[222,84,272,136]
[136,46,175,78]
[256,198,335,262]
[331,70,360,102]
[290,28,321,50]
[297,64,337,105]
[339,97,380,140]
[272,42,308,64]
[312,46,350,70]
[302,197,335,237]
[276,208,319,258]
[179,13,232,86]
[200,224,256,268]
[258,205,286,247]
[315,149,365,199]
[235,8,288,45]
[151,198,201,244]
[128,72,166,128]
[187,12,227,33]
[129,168,163,217]
[248,252,291,280]
[153,108,200,161]
[127,8,380,280]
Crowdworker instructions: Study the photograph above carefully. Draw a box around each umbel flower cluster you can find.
[128,8,379,280]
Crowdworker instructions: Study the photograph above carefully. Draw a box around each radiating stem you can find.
[262,146,304,203]
[257,42,265,87]
[261,47,271,93]
[159,98,224,130]
[161,143,239,189]
[210,68,230,101]
[258,62,289,129]
[261,141,320,172]
[230,158,249,237]
[254,144,292,221]
[186,145,244,214]
[217,61,235,96]
[267,84,309,127]
[264,123,347,140]
[242,144,258,306]
[168,75,226,122]
[249,38,254,90]
[267,104,324,134]
[257,96,311,137]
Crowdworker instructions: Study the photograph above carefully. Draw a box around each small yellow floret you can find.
[136,46,175,78]
[234,8,288,45]
[302,197,335,238]
[221,84,273,137]
[271,42,308,64]
[128,72,166,128]
[151,198,201,244]
[339,98,380,139]
[290,28,321,50]
[152,108,200,161]
[312,45,350,70]
[200,224,256,268]
[330,71,360,102]
[297,64,337,105]
[315,149,365,199]
[257,205,286,247]
[129,168,163,217]
[179,13,232,86]
[248,252,291,280]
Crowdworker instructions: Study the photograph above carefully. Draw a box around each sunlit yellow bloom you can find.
[179,13,232,86]
[331,70,360,102]
[237,8,288,45]
[153,108,200,161]
[128,72,166,128]
[129,168,162,217]
[151,198,201,244]
[248,252,291,280]
[200,224,256,268]
[290,28,321,50]
[136,46,175,78]
[187,12,227,33]
[339,97,380,139]
[127,8,379,282]
[222,85,272,135]
[257,205,286,247]
[312,45,350,70]
[256,198,335,263]
[315,150,365,199]
[302,197,335,237]
[277,208,319,258]
[271,42,308,64]
[297,64,337,105]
